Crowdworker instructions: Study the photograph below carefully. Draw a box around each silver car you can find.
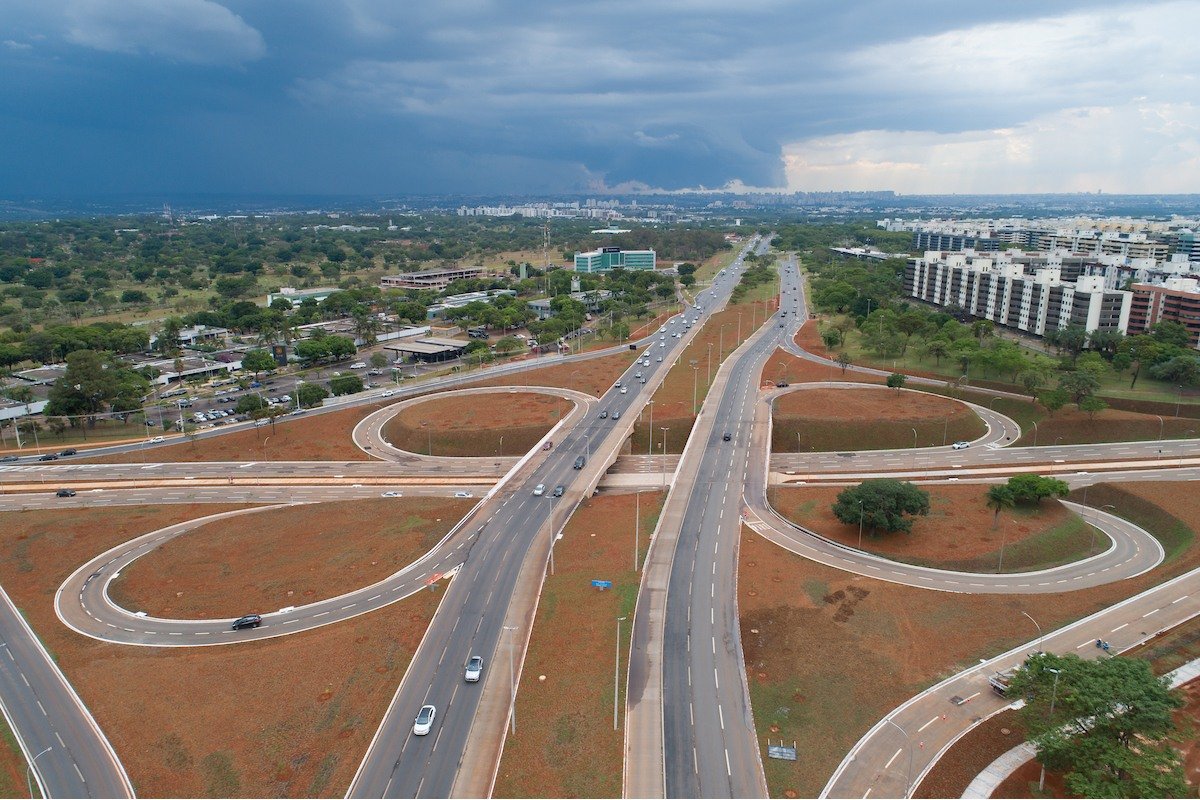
[414,704,436,735]
[465,655,484,682]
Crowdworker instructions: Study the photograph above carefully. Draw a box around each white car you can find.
[656,356,663,362]
[465,655,484,682]
[413,704,436,736]
[381,491,403,498]
[147,436,165,443]
[952,441,971,450]
[350,362,367,369]
[382,390,395,397]
[659,342,665,348]
[533,484,546,496]
[454,491,473,498]
[619,386,628,394]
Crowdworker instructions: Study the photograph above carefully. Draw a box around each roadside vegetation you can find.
[494,490,666,798]
[381,391,571,457]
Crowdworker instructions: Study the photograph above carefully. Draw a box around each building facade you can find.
[905,250,1132,338]
[573,247,656,273]
[1128,277,1200,349]
[380,266,486,291]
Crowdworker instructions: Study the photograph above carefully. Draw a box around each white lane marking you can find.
[1143,608,1160,618]
[1111,623,1128,633]
[917,715,938,733]
[718,704,725,730]
[1172,595,1189,604]
[724,749,732,776]
[884,747,902,770]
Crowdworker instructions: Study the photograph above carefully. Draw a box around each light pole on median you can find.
[707,342,713,387]
[660,428,669,489]
[614,616,627,730]
[1032,420,1039,447]
[911,427,918,450]
[883,718,913,798]
[1156,414,1164,440]
[646,400,654,456]
[691,362,699,416]
[504,625,518,735]
[27,745,51,799]
[1038,668,1062,792]
[634,491,641,571]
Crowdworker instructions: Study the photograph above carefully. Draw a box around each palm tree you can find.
[986,485,1016,530]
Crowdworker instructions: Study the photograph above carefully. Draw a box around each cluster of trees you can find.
[730,257,778,302]
[294,332,356,366]
[0,322,149,368]
[985,474,1070,527]
[832,479,931,534]
[43,350,152,426]
[1009,652,1188,798]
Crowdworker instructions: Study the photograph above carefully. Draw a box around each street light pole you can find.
[883,718,912,797]
[634,491,640,571]
[1021,610,1044,653]
[660,428,669,489]
[1038,668,1062,792]
[692,365,699,416]
[503,625,518,735]
[647,400,654,456]
[858,499,864,549]
[614,616,627,730]
[27,745,52,799]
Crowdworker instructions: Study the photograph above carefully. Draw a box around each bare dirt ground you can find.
[769,484,1091,572]
[771,386,986,452]
[110,498,473,619]
[914,708,1027,798]
[0,717,24,798]
[462,350,638,398]
[741,479,1200,798]
[81,402,385,463]
[1015,406,1200,446]
[381,392,571,457]
[493,490,666,798]
[0,504,443,797]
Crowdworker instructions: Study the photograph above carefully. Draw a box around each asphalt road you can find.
[0,586,133,798]
[346,240,763,798]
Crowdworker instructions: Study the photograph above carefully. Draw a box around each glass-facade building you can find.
[574,247,657,273]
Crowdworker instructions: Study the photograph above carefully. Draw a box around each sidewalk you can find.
[960,655,1200,798]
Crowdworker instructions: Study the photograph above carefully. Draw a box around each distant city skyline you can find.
[2,1,1198,197]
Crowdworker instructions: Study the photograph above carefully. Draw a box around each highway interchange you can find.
[0,233,1198,797]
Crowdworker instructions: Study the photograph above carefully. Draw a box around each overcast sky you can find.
[2,0,1198,197]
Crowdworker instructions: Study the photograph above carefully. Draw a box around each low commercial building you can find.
[574,247,656,273]
[527,290,612,320]
[905,250,1131,338]
[426,289,516,320]
[266,287,341,306]
[384,336,469,363]
[380,266,486,291]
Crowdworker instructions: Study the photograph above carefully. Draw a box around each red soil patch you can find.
[741,479,1200,797]
[1016,406,1200,446]
[381,392,572,457]
[111,497,473,619]
[774,386,968,422]
[461,350,639,398]
[769,484,1080,565]
[81,402,385,463]
[914,708,1027,798]
[494,491,666,798]
[0,504,445,796]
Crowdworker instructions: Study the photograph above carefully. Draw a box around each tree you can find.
[156,317,183,356]
[45,350,150,427]
[235,394,268,415]
[241,349,276,380]
[329,375,363,396]
[985,485,1016,530]
[1005,474,1070,505]
[494,336,521,355]
[1008,652,1187,799]
[1039,387,1069,415]
[835,352,851,375]
[832,479,930,535]
[1058,370,1100,404]
[1149,354,1200,386]
[820,327,841,350]
[1149,320,1191,349]
[886,372,907,390]
[924,338,949,366]
[296,383,329,408]
[369,351,389,369]
[1079,395,1107,420]
[1018,369,1047,401]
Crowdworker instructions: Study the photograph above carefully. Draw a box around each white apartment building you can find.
[905,250,1131,338]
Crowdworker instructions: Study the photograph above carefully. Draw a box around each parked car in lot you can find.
[350,362,367,369]
[413,704,437,735]
[464,656,484,682]
[231,614,262,630]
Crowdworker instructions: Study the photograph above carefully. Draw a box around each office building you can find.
[573,247,656,273]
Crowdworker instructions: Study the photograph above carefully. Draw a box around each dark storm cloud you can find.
[0,0,1190,196]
